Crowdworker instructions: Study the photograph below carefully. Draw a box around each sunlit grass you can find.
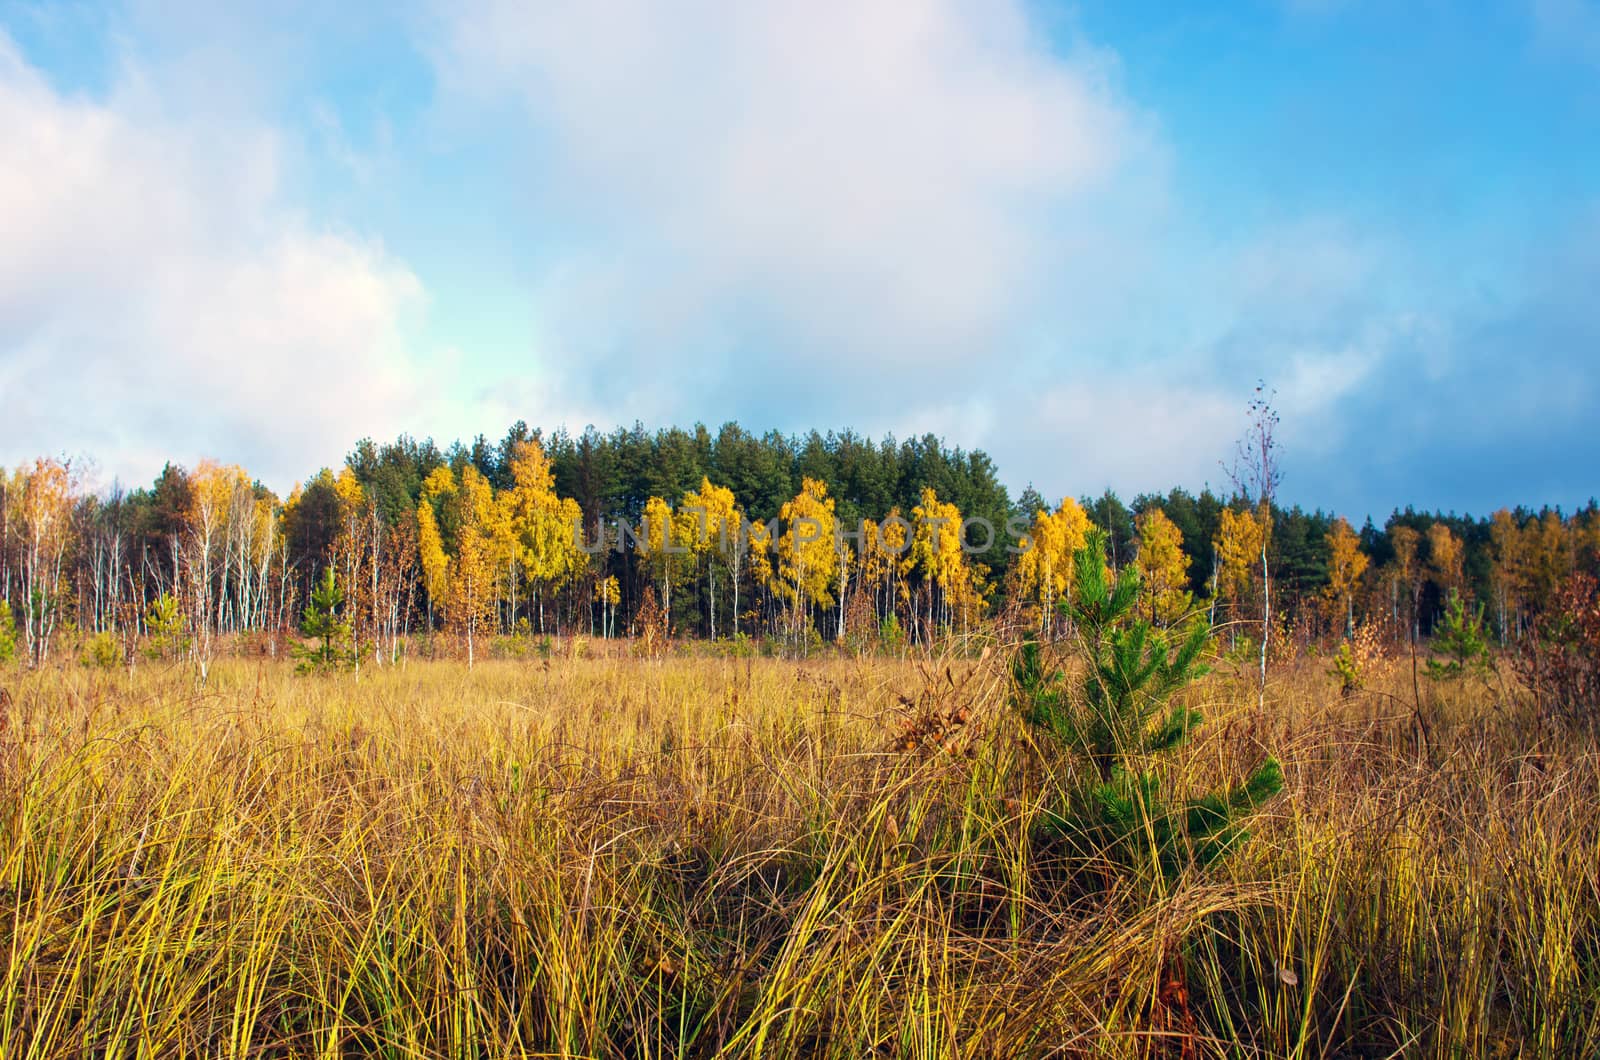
[1,646,1596,1057]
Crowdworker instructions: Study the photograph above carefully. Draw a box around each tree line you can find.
[2,419,1597,667]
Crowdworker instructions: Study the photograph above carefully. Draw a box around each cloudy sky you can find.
[1,0,1596,519]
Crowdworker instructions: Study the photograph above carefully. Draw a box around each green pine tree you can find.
[1426,589,1491,681]
[293,568,356,674]
[144,593,189,662]
[1012,528,1283,879]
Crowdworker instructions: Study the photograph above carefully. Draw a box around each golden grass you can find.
[1,647,1597,1058]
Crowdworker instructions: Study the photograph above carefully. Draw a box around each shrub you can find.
[80,630,121,669]
[490,635,529,659]
[1514,571,1600,724]
[0,603,16,664]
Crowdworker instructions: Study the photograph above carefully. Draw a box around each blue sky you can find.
[1,0,1596,521]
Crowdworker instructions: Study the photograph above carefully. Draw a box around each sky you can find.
[1,0,1596,522]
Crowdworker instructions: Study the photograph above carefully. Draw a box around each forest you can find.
[1,419,1594,672]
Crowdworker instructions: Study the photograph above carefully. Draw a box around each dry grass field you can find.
[1,644,1597,1058]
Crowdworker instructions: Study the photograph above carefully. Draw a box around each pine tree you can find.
[1425,589,1491,681]
[292,567,356,674]
[143,592,190,662]
[1012,528,1282,879]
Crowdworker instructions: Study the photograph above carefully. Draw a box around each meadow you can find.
[1,642,1597,1058]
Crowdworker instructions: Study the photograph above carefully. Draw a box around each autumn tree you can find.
[1425,522,1464,610]
[446,466,502,666]
[9,458,77,666]
[504,439,585,633]
[681,477,742,639]
[1013,497,1091,637]
[1213,505,1266,638]
[857,512,910,630]
[1323,517,1369,638]
[1388,525,1422,643]
[330,467,374,673]
[901,488,973,643]
[833,511,858,642]
[594,575,620,638]
[374,512,418,661]
[229,483,279,637]
[1488,509,1527,642]
[772,478,839,641]
[416,495,450,629]
[640,495,694,632]
[1133,508,1192,626]
[1524,510,1573,614]
[327,461,417,663]
[744,516,776,635]
[186,460,235,653]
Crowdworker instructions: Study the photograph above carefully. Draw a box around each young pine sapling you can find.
[1013,528,1283,879]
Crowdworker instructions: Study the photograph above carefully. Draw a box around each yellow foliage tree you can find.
[744,516,775,632]
[901,487,975,640]
[9,457,76,665]
[1388,525,1422,641]
[858,512,911,627]
[447,465,503,666]
[1322,517,1369,638]
[1013,497,1091,637]
[681,477,742,638]
[1134,508,1191,626]
[1488,509,1528,641]
[330,467,374,669]
[421,465,457,501]
[416,500,449,626]
[773,478,838,638]
[186,459,255,676]
[1214,505,1267,627]
[1524,509,1572,612]
[1425,523,1464,604]
[639,495,694,630]
[505,440,586,633]
[593,575,621,638]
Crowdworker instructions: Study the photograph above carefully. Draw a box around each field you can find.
[2,645,1597,1058]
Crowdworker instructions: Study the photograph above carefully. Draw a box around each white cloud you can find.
[428,0,1153,421]
[1013,377,1241,498]
[426,2,1435,504]
[0,32,441,493]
